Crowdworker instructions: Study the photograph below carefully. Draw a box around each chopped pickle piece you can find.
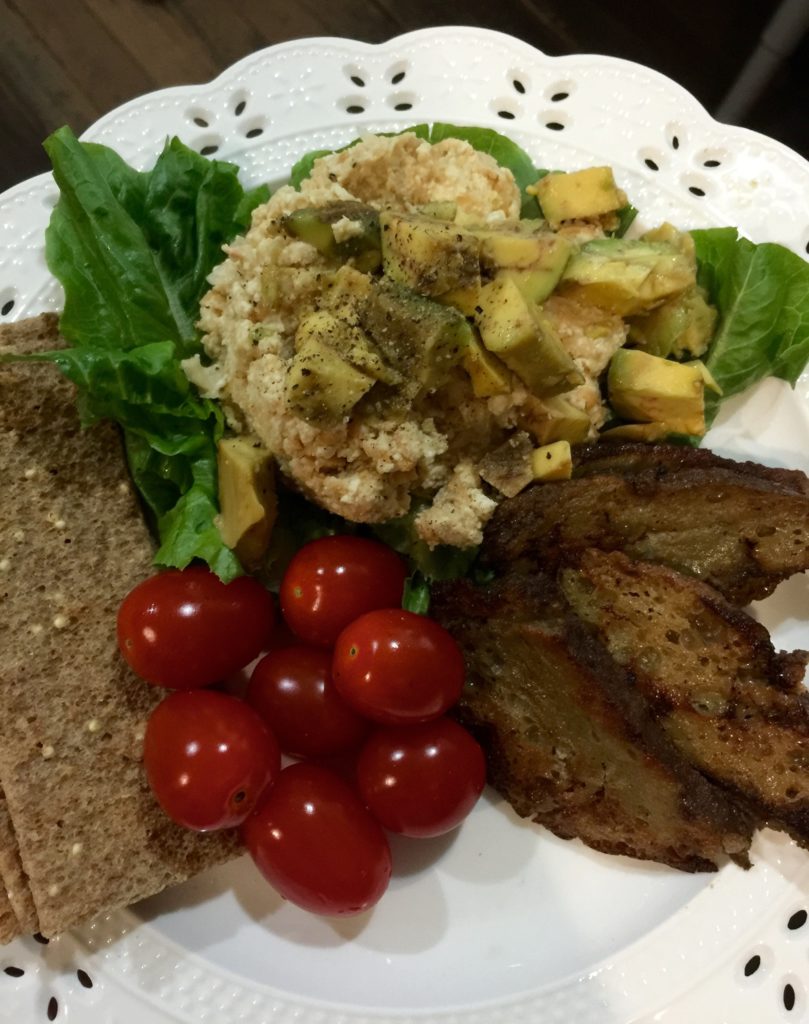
[608,348,705,436]
[628,285,717,359]
[285,340,375,424]
[560,238,696,316]
[380,211,480,296]
[521,394,592,444]
[216,437,277,567]
[475,276,584,397]
[282,202,381,271]
[532,167,624,227]
[359,280,472,391]
[479,432,535,497]
[531,440,573,480]
[462,333,511,397]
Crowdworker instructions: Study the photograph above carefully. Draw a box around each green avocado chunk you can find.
[560,238,695,316]
[474,276,583,397]
[608,348,705,436]
[359,280,472,392]
[282,201,382,272]
[628,285,717,359]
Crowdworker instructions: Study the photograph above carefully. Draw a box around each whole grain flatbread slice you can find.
[0,788,37,936]
[0,315,240,940]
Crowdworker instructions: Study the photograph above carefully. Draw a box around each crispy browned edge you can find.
[0,315,241,941]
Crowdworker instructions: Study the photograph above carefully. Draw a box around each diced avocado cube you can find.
[323,265,374,310]
[216,437,277,567]
[475,276,584,397]
[461,333,511,397]
[479,432,535,497]
[380,211,480,296]
[608,348,705,436]
[522,394,591,444]
[359,280,472,391]
[494,235,572,303]
[476,230,549,270]
[686,359,723,395]
[282,201,381,271]
[295,310,400,387]
[628,285,717,358]
[533,167,624,226]
[418,201,458,220]
[599,421,675,442]
[285,340,375,424]
[559,238,696,316]
[531,440,573,480]
[435,281,483,317]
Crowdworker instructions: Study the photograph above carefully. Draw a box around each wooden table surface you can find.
[1,0,806,193]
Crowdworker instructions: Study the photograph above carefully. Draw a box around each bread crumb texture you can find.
[190,133,622,548]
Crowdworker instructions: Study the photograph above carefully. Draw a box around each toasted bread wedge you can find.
[433,574,753,871]
[561,549,809,843]
[483,444,809,604]
[0,315,240,940]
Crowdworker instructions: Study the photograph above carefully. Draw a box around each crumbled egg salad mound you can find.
[186,132,715,552]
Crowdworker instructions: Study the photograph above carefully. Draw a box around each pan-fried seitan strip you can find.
[483,443,809,604]
[433,574,754,872]
[562,550,809,844]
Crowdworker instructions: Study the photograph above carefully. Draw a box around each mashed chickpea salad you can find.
[9,123,809,601]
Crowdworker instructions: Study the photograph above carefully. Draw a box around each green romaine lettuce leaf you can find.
[692,227,809,420]
[288,122,546,218]
[25,126,269,579]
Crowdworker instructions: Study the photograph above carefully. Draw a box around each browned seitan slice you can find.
[0,315,240,941]
[561,549,809,844]
[483,444,809,605]
[433,574,753,872]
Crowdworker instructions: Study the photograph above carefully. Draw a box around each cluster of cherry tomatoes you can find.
[116,536,486,916]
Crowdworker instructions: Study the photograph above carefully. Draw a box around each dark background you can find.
[1,0,807,193]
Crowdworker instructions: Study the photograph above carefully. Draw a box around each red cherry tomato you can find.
[279,536,406,647]
[117,566,275,689]
[332,609,465,725]
[246,646,370,758]
[357,718,486,837]
[144,690,280,831]
[242,762,391,916]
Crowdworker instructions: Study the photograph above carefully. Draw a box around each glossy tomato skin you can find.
[246,646,370,758]
[279,536,407,647]
[117,567,275,689]
[332,609,465,725]
[242,762,391,916]
[143,690,280,831]
[357,718,486,837]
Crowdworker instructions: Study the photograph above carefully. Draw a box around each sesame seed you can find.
[48,884,60,898]
[29,623,43,635]
[54,519,66,530]
[87,719,101,733]
[12,530,24,542]
[118,482,129,494]
[23,467,36,479]
[53,615,69,629]
[42,745,55,759]
[0,558,9,571]
[71,843,83,856]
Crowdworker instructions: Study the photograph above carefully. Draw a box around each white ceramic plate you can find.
[2,26,809,1024]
